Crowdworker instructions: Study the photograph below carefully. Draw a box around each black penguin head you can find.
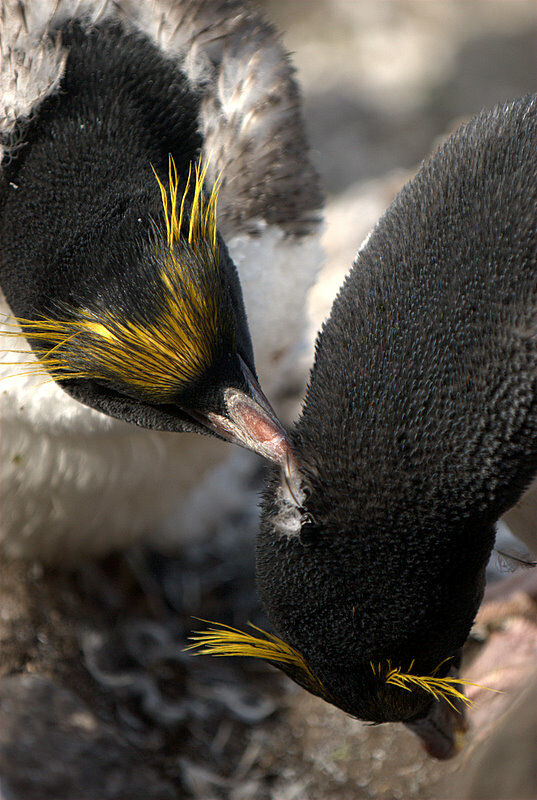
[9,159,289,462]
[189,448,489,759]
[254,455,487,720]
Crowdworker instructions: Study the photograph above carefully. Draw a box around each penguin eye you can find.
[300,512,319,546]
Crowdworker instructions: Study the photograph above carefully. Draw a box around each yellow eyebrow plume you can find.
[371,659,501,711]
[152,156,222,254]
[186,620,327,697]
[3,296,217,398]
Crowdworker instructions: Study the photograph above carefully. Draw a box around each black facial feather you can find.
[256,94,537,724]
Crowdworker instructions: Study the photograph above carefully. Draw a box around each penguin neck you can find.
[296,94,537,550]
[290,398,508,645]
[297,290,537,549]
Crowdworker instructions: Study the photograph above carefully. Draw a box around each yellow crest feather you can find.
[152,156,221,254]
[186,620,327,697]
[1,157,230,400]
[371,658,500,711]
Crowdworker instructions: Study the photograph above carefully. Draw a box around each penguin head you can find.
[8,159,289,462]
[190,449,489,759]
[256,456,487,724]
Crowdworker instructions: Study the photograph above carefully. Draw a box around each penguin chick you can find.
[0,1,323,562]
[193,95,537,759]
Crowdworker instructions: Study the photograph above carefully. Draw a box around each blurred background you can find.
[265,0,536,191]
[1,3,536,799]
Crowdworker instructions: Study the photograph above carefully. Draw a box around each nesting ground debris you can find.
[2,475,536,800]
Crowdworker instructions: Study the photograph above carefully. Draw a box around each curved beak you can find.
[404,665,469,760]
[188,357,293,464]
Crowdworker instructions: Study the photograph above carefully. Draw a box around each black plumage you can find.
[253,94,537,757]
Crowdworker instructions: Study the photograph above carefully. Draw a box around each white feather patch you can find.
[272,476,305,538]
[227,225,323,394]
